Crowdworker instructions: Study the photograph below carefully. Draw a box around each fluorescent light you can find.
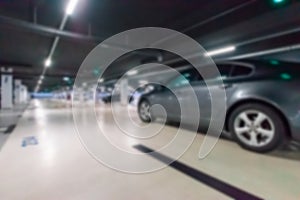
[273,0,285,4]
[66,0,79,15]
[63,77,70,82]
[45,58,52,68]
[99,78,104,83]
[139,80,148,85]
[38,80,42,85]
[40,75,44,80]
[205,46,236,57]
[35,86,40,93]
[127,70,138,76]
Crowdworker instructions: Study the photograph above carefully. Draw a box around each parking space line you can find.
[0,127,8,133]
[4,125,16,134]
[134,144,264,200]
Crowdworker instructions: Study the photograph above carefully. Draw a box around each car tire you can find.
[228,103,286,153]
[138,100,151,123]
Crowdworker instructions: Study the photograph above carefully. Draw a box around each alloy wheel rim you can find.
[139,102,151,121]
[234,110,275,147]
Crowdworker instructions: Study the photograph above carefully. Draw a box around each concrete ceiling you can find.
[0,0,299,91]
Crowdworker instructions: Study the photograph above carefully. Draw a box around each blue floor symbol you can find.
[22,136,38,147]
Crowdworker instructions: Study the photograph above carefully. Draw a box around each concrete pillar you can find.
[79,84,86,104]
[24,85,29,102]
[1,68,13,109]
[120,78,128,106]
[20,85,28,103]
[14,79,22,104]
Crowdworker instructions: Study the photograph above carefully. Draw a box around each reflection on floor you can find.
[0,100,299,200]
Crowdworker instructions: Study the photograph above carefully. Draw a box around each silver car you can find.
[138,60,300,153]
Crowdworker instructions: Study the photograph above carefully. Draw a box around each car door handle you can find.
[219,84,232,89]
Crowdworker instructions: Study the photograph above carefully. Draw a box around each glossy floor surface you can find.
[0,100,299,200]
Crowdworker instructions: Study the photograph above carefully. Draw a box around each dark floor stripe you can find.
[4,125,16,134]
[134,144,263,200]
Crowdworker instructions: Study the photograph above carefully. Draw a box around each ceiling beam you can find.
[0,15,103,42]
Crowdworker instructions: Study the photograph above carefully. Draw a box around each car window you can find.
[167,71,198,88]
[202,64,233,80]
[167,64,234,88]
[231,65,253,77]
[218,64,233,79]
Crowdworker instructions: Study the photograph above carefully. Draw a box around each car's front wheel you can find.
[229,103,286,153]
[138,100,151,123]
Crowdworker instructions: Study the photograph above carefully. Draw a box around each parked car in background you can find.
[97,80,117,104]
[129,84,156,106]
[138,60,300,153]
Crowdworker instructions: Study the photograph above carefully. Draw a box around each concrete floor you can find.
[0,100,299,200]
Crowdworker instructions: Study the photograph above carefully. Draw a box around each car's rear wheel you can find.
[229,103,286,153]
[138,100,151,123]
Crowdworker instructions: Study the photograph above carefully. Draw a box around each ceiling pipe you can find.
[95,1,257,64]
[182,1,257,34]
[159,26,300,66]
[0,15,154,58]
[236,27,300,47]
[152,0,257,46]
[223,43,300,60]
[0,15,102,41]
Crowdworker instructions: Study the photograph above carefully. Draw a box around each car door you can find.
[202,63,254,126]
[193,64,234,127]
[148,86,179,120]
[224,62,255,104]
[163,69,200,122]
[147,75,189,121]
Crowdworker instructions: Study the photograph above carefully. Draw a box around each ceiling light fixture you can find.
[45,58,52,68]
[205,46,236,57]
[272,0,285,4]
[99,78,104,83]
[66,0,79,15]
[139,80,148,85]
[63,76,70,82]
[127,70,138,76]
[35,86,40,93]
